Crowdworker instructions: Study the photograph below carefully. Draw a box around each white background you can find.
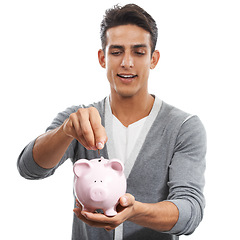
[1,0,239,239]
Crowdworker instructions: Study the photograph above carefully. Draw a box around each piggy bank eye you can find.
[94,180,97,183]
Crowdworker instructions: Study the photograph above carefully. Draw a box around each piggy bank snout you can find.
[90,186,107,202]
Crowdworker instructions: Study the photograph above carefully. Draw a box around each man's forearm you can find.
[129,200,179,232]
[33,125,73,169]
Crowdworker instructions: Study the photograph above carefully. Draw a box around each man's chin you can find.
[114,89,139,99]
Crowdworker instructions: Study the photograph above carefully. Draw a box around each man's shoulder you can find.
[160,101,192,124]
[159,101,205,135]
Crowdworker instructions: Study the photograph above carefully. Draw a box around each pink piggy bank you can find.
[73,157,126,216]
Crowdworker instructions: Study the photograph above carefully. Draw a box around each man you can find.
[18,4,206,240]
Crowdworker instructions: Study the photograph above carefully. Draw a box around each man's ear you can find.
[150,50,160,69]
[98,49,106,68]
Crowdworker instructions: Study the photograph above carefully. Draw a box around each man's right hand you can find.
[62,107,107,151]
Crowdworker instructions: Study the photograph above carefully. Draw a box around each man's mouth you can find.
[117,74,137,79]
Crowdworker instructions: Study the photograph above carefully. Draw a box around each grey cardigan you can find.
[17,97,206,240]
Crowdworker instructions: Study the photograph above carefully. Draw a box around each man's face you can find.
[98,24,159,99]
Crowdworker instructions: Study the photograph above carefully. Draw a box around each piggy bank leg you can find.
[105,207,117,216]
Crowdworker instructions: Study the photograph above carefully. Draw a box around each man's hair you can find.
[100,4,158,55]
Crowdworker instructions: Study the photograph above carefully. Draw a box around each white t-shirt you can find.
[112,115,147,163]
[105,96,147,163]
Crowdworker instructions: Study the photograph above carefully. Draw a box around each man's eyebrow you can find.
[132,44,148,49]
[109,45,124,50]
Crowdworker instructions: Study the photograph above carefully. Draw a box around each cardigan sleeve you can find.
[166,115,207,235]
[17,106,80,180]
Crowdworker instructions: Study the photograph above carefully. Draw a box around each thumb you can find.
[120,193,135,207]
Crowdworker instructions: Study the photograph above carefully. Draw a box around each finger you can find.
[76,109,96,149]
[68,109,93,149]
[73,208,82,218]
[69,112,81,137]
[80,120,95,149]
[74,210,115,229]
[81,211,124,231]
[81,211,116,226]
[88,108,108,149]
[75,199,82,209]
[70,117,92,149]
[95,126,108,150]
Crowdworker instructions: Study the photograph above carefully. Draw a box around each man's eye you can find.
[135,51,145,56]
[111,51,122,56]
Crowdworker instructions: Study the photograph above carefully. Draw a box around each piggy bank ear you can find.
[106,159,124,174]
[73,159,92,177]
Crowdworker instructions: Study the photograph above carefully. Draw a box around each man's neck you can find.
[110,93,154,127]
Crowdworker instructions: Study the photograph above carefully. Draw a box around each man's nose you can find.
[120,53,134,69]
